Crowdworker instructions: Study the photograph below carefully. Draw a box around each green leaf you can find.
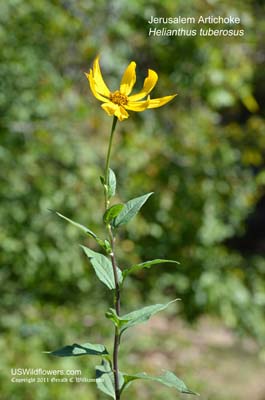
[105,308,121,327]
[106,299,179,333]
[96,360,124,399]
[103,239,112,254]
[113,192,154,227]
[121,370,198,395]
[46,342,108,357]
[50,210,97,238]
[108,168,116,199]
[51,210,110,252]
[103,204,124,224]
[123,259,180,278]
[121,299,179,333]
[105,308,130,329]
[81,246,123,289]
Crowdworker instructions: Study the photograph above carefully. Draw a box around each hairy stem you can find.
[104,116,118,209]
[109,228,121,400]
[104,116,121,400]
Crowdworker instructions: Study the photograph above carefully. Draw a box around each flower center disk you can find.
[110,91,128,106]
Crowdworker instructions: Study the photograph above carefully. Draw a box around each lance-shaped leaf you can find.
[106,299,179,334]
[121,299,179,333]
[123,259,180,278]
[103,204,124,224]
[113,192,154,228]
[121,370,198,395]
[96,360,124,399]
[51,210,97,237]
[46,342,108,357]
[81,246,123,289]
[107,168,116,199]
[50,210,107,246]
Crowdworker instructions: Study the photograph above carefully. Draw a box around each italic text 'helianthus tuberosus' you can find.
[86,57,177,121]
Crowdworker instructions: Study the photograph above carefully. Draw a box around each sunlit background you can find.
[1,0,265,399]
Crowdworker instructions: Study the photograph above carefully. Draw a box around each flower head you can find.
[86,56,177,121]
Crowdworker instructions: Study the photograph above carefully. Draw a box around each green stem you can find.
[103,116,120,400]
[104,116,118,209]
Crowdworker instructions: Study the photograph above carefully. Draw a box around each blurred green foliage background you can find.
[1,0,265,399]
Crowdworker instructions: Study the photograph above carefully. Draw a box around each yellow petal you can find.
[119,61,136,96]
[85,71,109,102]
[125,99,149,112]
[147,94,177,109]
[92,56,111,98]
[101,102,129,121]
[117,106,129,121]
[129,69,158,101]
[101,102,117,116]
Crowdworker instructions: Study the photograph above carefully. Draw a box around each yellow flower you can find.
[86,56,177,121]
